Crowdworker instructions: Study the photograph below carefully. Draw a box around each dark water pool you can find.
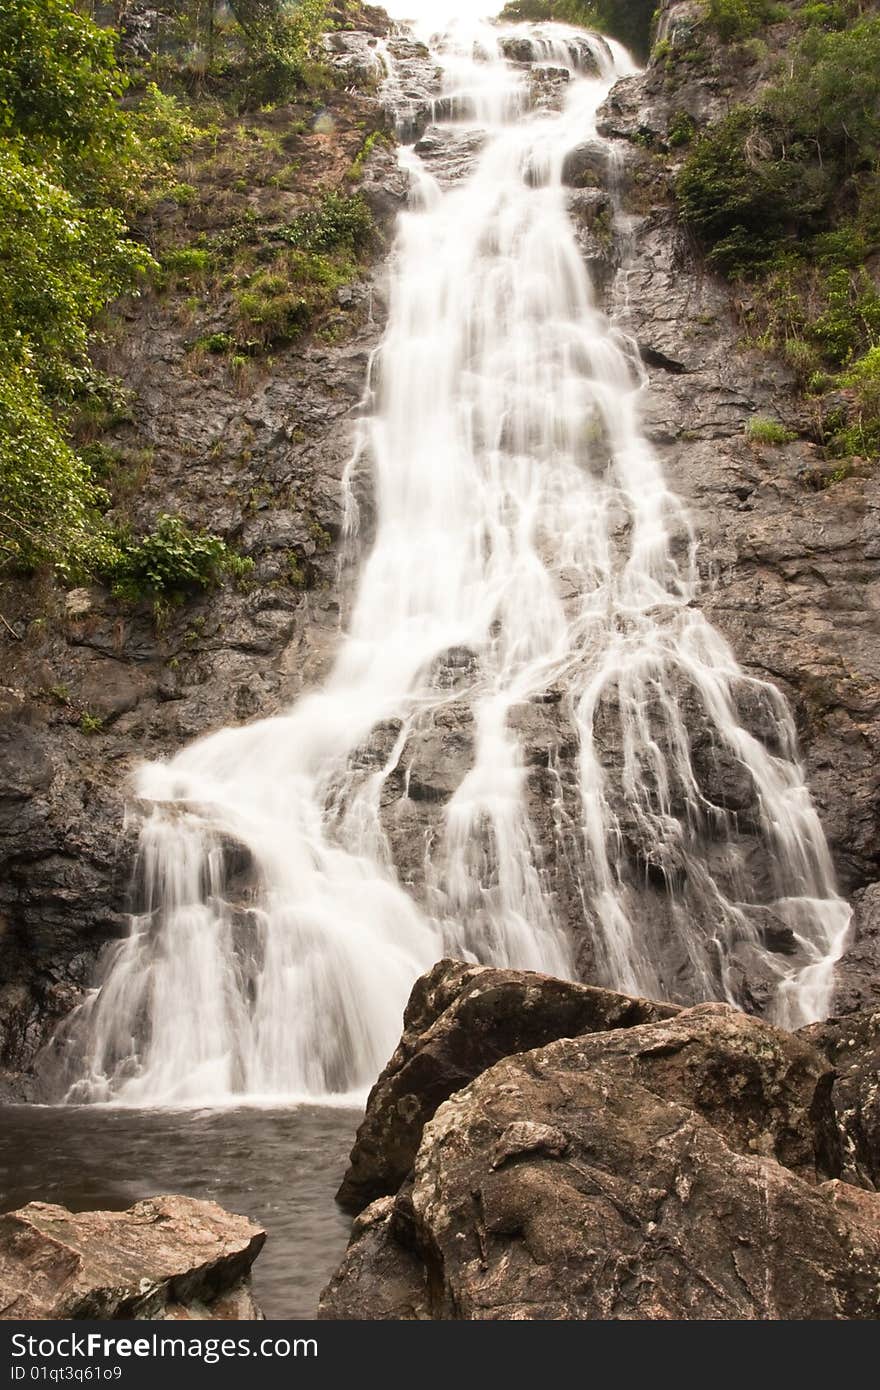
[0,1104,360,1319]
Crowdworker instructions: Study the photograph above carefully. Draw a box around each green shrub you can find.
[810,268,880,366]
[196,332,236,354]
[0,145,152,393]
[783,337,822,384]
[232,0,331,106]
[0,1,198,581]
[161,247,213,283]
[746,416,797,445]
[678,16,880,274]
[799,4,849,30]
[668,111,697,148]
[167,182,199,206]
[676,110,804,275]
[702,1,784,42]
[835,345,880,457]
[108,515,253,605]
[0,355,111,578]
[279,192,373,254]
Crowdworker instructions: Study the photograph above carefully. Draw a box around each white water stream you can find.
[55,6,851,1105]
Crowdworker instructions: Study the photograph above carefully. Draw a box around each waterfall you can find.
[53,7,851,1106]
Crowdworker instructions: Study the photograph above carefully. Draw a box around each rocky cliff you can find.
[2,1,879,1095]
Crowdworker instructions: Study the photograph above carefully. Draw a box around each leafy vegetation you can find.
[745,416,797,445]
[0,0,337,593]
[676,5,880,463]
[228,0,331,106]
[701,1,785,42]
[127,0,339,108]
[159,191,375,350]
[108,515,253,609]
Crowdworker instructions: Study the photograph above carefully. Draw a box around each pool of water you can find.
[0,1104,360,1319]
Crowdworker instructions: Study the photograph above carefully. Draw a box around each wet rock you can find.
[318,1197,428,1321]
[498,37,536,66]
[378,36,443,146]
[0,717,54,803]
[336,958,680,1214]
[561,141,608,189]
[325,31,386,87]
[0,1196,265,1320]
[324,983,880,1320]
[831,883,880,1016]
[499,34,603,78]
[802,1007,880,1192]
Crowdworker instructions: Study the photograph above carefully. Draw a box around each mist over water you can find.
[49,12,850,1106]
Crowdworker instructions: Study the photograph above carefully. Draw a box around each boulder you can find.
[318,1197,428,1321]
[0,1196,265,1320]
[336,959,680,1214]
[322,986,880,1320]
[560,141,608,189]
[802,1007,880,1191]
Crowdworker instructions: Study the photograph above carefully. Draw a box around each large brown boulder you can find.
[321,998,880,1320]
[0,1196,265,1320]
[336,959,680,1214]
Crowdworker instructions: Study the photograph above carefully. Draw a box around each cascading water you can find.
[52,6,851,1106]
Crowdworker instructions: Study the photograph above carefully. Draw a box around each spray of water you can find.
[52,11,850,1105]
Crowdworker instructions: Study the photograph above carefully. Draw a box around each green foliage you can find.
[167,181,199,205]
[207,193,375,345]
[745,416,797,445]
[161,246,214,286]
[668,111,697,148]
[702,1,784,42]
[0,0,124,183]
[0,0,197,583]
[677,17,880,274]
[677,10,880,465]
[676,110,800,275]
[0,145,152,395]
[810,268,880,366]
[0,355,111,578]
[835,346,880,456]
[0,0,256,595]
[278,191,373,254]
[197,332,236,353]
[108,515,253,605]
[230,0,331,104]
[799,3,850,29]
[350,129,390,180]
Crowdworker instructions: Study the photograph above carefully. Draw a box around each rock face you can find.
[830,884,880,1018]
[803,1008,880,1193]
[321,964,880,1321]
[337,959,681,1214]
[0,1196,265,1320]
